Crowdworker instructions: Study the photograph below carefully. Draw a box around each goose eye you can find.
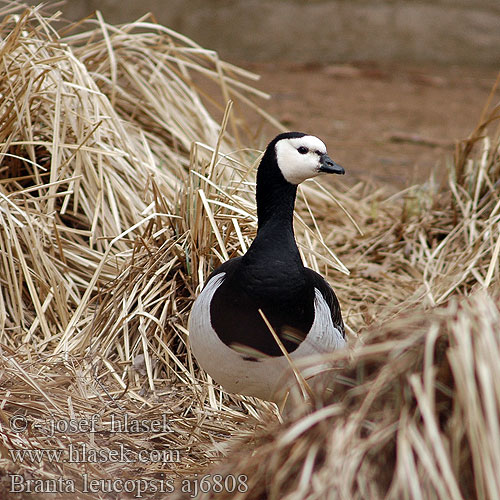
[297,146,308,154]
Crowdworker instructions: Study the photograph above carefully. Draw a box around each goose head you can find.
[269,132,345,185]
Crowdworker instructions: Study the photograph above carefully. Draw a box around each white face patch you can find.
[275,135,328,184]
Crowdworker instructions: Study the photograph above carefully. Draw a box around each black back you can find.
[209,258,316,357]
[209,261,345,358]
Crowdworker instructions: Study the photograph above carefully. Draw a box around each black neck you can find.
[256,181,297,232]
[244,171,302,269]
[235,136,310,299]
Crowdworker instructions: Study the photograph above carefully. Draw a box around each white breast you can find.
[188,273,346,402]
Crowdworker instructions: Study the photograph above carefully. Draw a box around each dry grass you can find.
[209,291,500,500]
[0,2,500,499]
[0,3,281,497]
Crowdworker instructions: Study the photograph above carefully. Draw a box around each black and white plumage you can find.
[189,132,346,402]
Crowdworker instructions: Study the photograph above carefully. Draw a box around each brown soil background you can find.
[246,62,498,189]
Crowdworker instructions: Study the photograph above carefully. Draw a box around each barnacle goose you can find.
[189,132,346,402]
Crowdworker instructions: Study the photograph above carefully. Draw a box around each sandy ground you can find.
[245,62,498,189]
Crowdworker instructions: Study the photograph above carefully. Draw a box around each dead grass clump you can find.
[0,2,277,351]
[0,3,282,495]
[208,292,500,500]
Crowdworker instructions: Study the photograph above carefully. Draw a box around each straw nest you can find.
[0,2,499,499]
